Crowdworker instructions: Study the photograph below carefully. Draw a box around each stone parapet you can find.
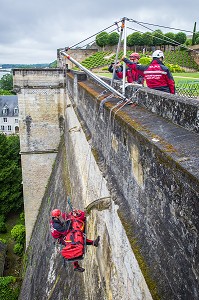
[101,77,199,133]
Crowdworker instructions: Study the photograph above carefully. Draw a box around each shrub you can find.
[0,215,7,233]
[102,67,109,71]
[166,63,185,73]
[20,212,25,222]
[0,238,6,244]
[139,57,151,65]
[13,243,24,256]
[0,222,7,233]
[11,224,25,244]
[0,276,20,300]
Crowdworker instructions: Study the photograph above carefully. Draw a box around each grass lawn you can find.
[95,71,199,84]
[173,72,199,83]
[173,72,199,79]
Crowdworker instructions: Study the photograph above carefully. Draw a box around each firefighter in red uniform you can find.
[122,50,175,94]
[125,52,144,84]
[110,53,144,84]
[50,209,100,272]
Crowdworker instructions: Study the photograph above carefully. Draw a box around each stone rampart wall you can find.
[16,68,199,300]
[66,71,199,300]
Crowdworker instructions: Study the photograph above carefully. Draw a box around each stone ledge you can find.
[20,149,58,155]
[100,76,199,134]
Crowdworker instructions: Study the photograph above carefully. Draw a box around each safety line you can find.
[126,26,182,48]
[128,19,194,33]
[67,23,118,49]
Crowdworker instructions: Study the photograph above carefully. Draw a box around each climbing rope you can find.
[65,22,119,50]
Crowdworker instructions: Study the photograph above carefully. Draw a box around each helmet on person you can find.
[130,52,140,60]
[152,50,164,59]
[51,209,61,217]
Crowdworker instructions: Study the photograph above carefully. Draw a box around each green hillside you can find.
[79,50,199,72]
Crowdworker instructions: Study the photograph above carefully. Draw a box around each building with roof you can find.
[0,95,19,135]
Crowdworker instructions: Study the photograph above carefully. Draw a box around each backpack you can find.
[61,215,86,260]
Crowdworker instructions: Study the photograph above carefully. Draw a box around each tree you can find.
[108,32,119,46]
[0,74,13,91]
[127,32,143,48]
[0,89,13,95]
[152,30,164,46]
[175,32,187,45]
[192,22,197,45]
[194,31,199,45]
[0,134,23,215]
[164,32,176,46]
[96,32,109,48]
[185,39,192,46]
[142,32,153,48]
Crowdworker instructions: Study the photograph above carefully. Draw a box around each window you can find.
[3,118,7,122]
[14,106,19,115]
[2,105,8,115]
[8,125,11,131]
[1,125,4,131]
[15,119,18,123]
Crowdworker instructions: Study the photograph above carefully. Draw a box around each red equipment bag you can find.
[61,211,86,260]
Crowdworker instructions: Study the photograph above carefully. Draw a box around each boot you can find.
[74,266,85,272]
[93,236,100,247]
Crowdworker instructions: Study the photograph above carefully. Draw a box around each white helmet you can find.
[152,50,164,59]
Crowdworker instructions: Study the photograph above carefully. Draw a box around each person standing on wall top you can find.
[50,208,100,273]
[108,61,123,80]
[125,52,144,85]
[109,53,144,85]
[122,50,175,94]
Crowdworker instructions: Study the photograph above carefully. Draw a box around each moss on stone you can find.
[118,210,161,300]
[91,147,100,162]
[47,275,60,300]
[63,145,72,196]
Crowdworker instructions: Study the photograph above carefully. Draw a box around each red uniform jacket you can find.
[123,58,175,94]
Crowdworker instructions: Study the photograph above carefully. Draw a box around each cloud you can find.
[0,0,198,64]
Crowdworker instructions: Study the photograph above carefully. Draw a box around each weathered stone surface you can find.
[18,140,86,300]
[13,69,66,245]
[16,68,199,300]
[125,83,199,133]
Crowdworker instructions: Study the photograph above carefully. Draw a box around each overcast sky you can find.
[0,0,198,64]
